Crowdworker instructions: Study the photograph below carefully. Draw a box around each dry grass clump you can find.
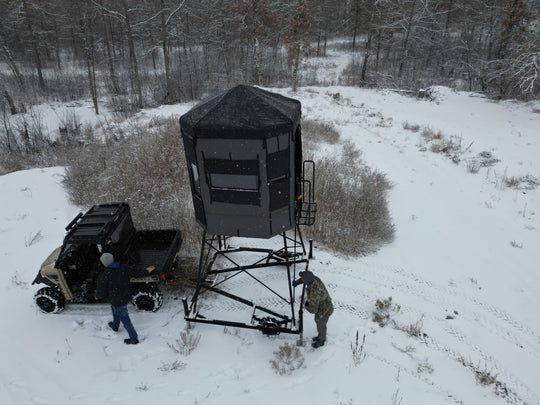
[301,119,340,150]
[167,328,201,356]
[371,297,400,327]
[402,121,421,132]
[351,331,367,366]
[269,342,305,375]
[503,174,539,190]
[62,116,200,256]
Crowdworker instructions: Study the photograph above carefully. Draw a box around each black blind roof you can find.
[180,85,301,139]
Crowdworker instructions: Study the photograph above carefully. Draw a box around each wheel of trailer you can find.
[132,284,163,312]
[34,286,66,314]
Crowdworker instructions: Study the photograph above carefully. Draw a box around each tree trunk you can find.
[398,0,418,79]
[80,18,99,114]
[292,53,300,92]
[253,38,261,85]
[53,18,62,71]
[2,105,18,152]
[360,30,373,85]
[375,29,382,71]
[351,0,360,49]
[4,91,18,115]
[123,0,143,109]
[496,0,520,60]
[104,19,121,96]
[0,43,25,89]
[160,0,172,103]
[21,0,45,90]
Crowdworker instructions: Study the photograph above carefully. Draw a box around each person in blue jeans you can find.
[95,253,139,344]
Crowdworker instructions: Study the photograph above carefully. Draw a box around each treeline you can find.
[0,0,539,116]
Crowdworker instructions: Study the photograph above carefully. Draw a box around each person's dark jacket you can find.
[95,262,133,306]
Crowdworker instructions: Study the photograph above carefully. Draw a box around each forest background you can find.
[1,0,539,124]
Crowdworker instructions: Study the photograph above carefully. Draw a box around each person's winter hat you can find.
[100,253,114,267]
[297,271,315,286]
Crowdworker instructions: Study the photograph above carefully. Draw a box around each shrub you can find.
[509,240,523,248]
[302,119,340,150]
[158,359,187,373]
[372,297,400,327]
[418,126,463,164]
[420,126,442,141]
[429,136,462,156]
[466,158,481,174]
[304,153,394,256]
[401,316,425,338]
[351,331,367,366]
[167,328,201,356]
[417,358,434,374]
[135,382,150,391]
[456,357,517,400]
[62,117,201,256]
[475,364,498,386]
[476,151,499,167]
[269,342,305,375]
[402,121,420,132]
[503,174,539,190]
[341,139,362,163]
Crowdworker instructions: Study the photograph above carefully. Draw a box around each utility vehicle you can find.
[32,203,181,313]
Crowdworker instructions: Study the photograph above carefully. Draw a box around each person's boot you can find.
[124,338,139,345]
[108,322,118,332]
[312,339,325,348]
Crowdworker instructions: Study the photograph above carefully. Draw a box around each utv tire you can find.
[34,286,66,314]
[132,285,163,312]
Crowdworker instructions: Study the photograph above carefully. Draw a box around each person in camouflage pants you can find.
[293,270,334,348]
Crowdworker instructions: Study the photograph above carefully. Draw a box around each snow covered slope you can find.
[0,86,539,405]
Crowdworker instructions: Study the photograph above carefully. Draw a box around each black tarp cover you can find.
[180,85,301,138]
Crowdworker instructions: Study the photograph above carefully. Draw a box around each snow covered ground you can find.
[1,83,539,405]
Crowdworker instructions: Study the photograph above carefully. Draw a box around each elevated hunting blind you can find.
[180,85,316,337]
[180,84,305,238]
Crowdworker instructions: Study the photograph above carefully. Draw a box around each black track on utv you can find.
[34,286,66,314]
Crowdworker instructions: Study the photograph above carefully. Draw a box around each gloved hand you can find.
[292,280,298,288]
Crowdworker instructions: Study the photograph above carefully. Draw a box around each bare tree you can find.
[79,10,99,114]
[233,0,278,85]
[285,0,313,92]
[92,0,146,109]
[0,39,25,91]
[19,0,45,90]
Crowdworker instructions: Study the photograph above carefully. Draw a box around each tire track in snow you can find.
[386,266,540,343]
[172,264,540,405]
[322,266,540,405]
[189,262,540,364]
[178,258,540,404]
[327,276,540,364]
[367,353,465,404]
[323,263,540,361]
